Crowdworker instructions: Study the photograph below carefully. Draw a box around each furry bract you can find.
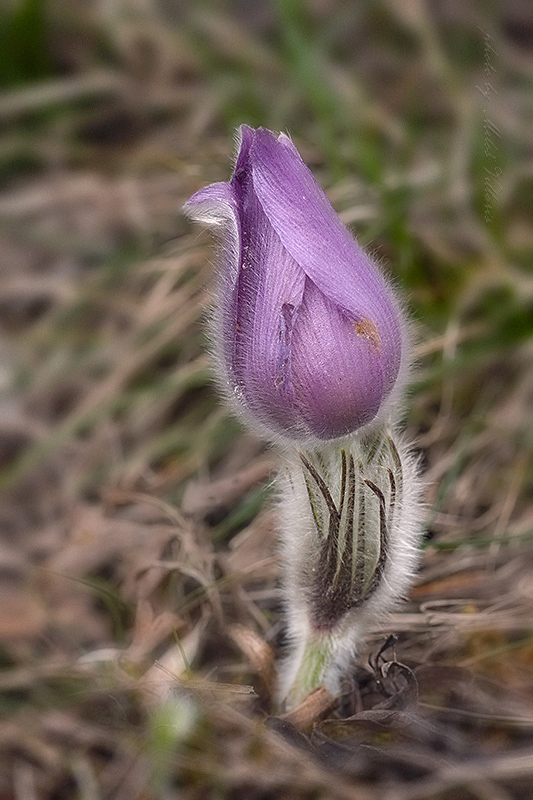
[277,427,423,704]
[184,125,407,443]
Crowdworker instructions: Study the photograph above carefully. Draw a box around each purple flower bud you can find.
[185,126,406,441]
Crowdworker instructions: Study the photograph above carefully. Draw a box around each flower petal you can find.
[233,124,255,179]
[184,181,239,226]
[233,183,307,433]
[249,128,402,391]
[184,181,242,382]
[290,279,384,438]
[184,181,240,276]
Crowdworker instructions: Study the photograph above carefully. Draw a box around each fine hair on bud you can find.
[185,125,411,446]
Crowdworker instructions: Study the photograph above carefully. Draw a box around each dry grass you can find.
[0,1,532,798]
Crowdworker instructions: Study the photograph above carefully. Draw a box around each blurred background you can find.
[1,1,532,798]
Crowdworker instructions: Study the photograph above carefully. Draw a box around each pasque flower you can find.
[185,127,424,709]
[185,125,406,442]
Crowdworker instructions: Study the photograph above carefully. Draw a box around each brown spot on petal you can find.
[355,317,381,352]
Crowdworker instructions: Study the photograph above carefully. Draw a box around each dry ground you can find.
[1,1,532,798]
